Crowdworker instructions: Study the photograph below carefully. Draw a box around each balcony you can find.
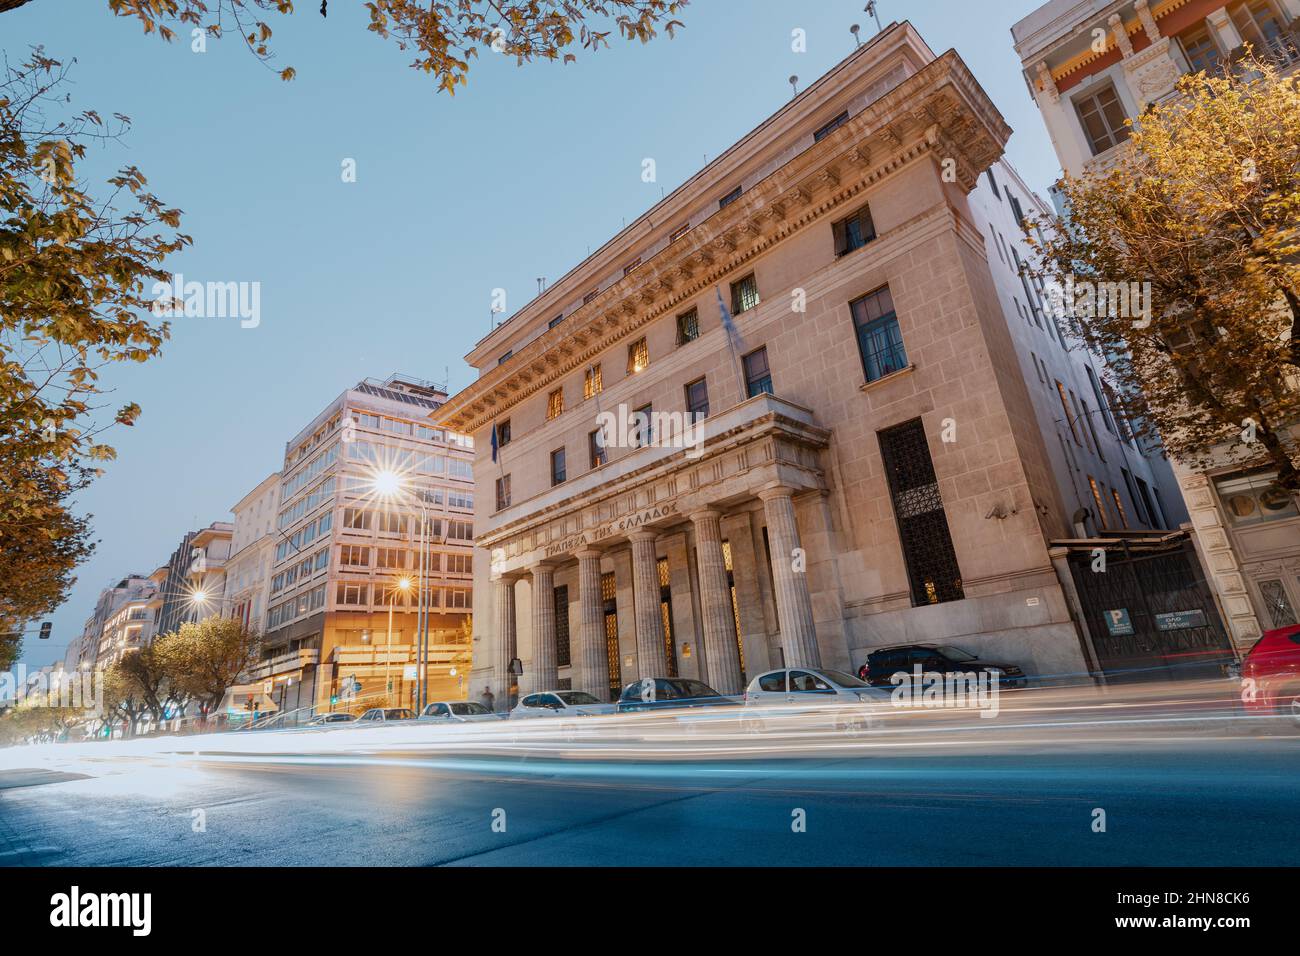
[247,648,320,681]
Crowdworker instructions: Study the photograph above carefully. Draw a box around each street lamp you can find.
[366,467,433,712]
[385,575,412,701]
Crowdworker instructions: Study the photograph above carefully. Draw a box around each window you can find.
[497,351,512,366]
[1088,476,1109,530]
[1070,389,1093,454]
[1075,83,1130,156]
[589,428,607,469]
[676,308,699,345]
[342,507,371,531]
[1055,381,1081,445]
[1008,193,1026,229]
[551,447,566,486]
[583,289,599,304]
[878,419,964,606]
[1085,366,1116,434]
[669,222,690,243]
[375,547,406,569]
[623,258,641,276]
[337,583,368,606]
[813,110,848,141]
[1135,476,1160,528]
[548,314,564,330]
[986,167,1001,199]
[718,186,742,208]
[1031,351,1045,383]
[833,204,877,256]
[685,378,709,418]
[339,545,369,567]
[1111,488,1130,528]
[1120,468,1148,525]
[583,363,603,400]
[851,286,908,383]
[632,403,653,447]
[495,475,511,511]
[730,273,759,314]
[742,347,773,398]
[554,585,571,667]
[546,388,564,420]
[496,419,512,448]
[626,337,649,374]
[1082,398,1105,460]
[1178,22,1222,74]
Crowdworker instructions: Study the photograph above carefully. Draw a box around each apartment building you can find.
[433,20,1195,706]
[253,374,476,715]
[64,574,157,671]
[96,588,160,667]
[154,521,233,635]
[1012,0,1300,653]
[223,472,280,633]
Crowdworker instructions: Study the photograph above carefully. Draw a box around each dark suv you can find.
[616,678,739,713]
[862,644,1027,688]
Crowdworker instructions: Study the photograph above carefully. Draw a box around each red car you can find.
[1241,623,1300,725]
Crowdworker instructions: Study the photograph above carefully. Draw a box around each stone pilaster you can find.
[530,562,557,693]
[575,548,610,700]
[690,510,743,694]
[759,486,821,669]
[628,531,668,679]
[492,576,516,712]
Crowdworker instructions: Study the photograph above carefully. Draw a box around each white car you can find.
[510,690,616,719]
[743,667,891,735]
[354,707,417,725]
[419,701,504,723]
[307,712,357,726]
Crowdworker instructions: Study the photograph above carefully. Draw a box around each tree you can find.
[100,662,150,737]
[1,49,186,631]
[2,1,687,92]
[1030,52,1300,491]
[115,637,185,725]
[164,616,261,715]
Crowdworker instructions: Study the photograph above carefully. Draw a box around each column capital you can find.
[688,507,722,523]
[627,529,659,544]
[756,484,796,503]
[529,559,558,574]
[574,547,603,561]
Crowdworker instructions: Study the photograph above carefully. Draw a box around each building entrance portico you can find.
[478,395,832,705]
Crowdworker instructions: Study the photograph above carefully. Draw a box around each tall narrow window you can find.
[685,377,710,418]
[1111,488,1130,528]
[554,585,570,667]
[583,363,603,400]
[676,308,700,345]
[1055,381,1081,445]
[550,447,566,486]
[1121,468,1149,525]
[730,273,760,314]
[743,347,773,398]
[1088,476,1108,530]
[495,474,511,511]
[546,387,564,421]
[833,204,877,256]
[1085,365,1116,434]
[601,572,620,701]
[1074,83,1130,156]
[851,285,908,382]
[496,419,512,448]
[878,419,964,606]
[589,428,607,469]
[627,337,649,374]
[657,557,678,678]
[632,403,653,447]
[722,541,745,679]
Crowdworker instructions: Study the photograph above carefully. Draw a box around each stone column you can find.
[530,562,557,693]
[628,531,667,680]
[759,486,821,669]
[491,576,516,712]
[690,510,743,694]
[575,548,609,700]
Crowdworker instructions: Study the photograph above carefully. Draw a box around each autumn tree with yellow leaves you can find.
[1030,52,1300,492]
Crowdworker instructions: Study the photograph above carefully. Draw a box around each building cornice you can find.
[433,50,1010,435]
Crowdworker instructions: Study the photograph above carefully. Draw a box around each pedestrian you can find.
[481,685,496,712]
[857,662,869,682]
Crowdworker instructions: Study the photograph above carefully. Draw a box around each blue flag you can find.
[490,421,498,463]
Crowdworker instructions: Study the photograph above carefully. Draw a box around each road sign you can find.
[1104,608,1134,636]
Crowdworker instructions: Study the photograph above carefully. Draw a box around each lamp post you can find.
[385,575,412,702]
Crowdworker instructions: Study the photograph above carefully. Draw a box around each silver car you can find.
[743,667,891,735]
[419,701,504,723]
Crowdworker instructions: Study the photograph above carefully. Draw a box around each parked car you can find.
[510,691,616,719]
[860,643,1027,688]
[419,701,504,723]
[616,678,740,713]
[1241,623,1300,726]
[307,712,357,726]
[354,707,416,724]
[743,667,890,735]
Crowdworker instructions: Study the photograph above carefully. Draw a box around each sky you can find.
[6,0,1059,669]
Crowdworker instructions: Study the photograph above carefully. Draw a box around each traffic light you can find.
[38,621,52,640]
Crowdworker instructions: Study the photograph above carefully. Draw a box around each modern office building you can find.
[1012,0,1300,652]
[434,20,1217,703]
[252,374,476,715]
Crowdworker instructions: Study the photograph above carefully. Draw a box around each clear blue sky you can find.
[6,0,1057,668]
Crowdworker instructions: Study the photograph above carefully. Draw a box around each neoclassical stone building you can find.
[435,22,1121,705]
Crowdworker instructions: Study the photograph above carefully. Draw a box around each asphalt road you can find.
[1,730,1297,866]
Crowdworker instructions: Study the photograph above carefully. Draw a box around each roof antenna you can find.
[788,74,799,97]
[536,277,546,296]
[865,1,882,32]
[850,23,861,48]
